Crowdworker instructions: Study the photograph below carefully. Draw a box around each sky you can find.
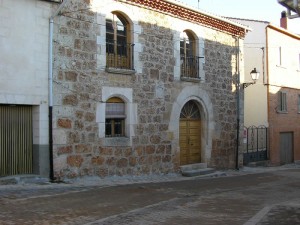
[179,0,299,34]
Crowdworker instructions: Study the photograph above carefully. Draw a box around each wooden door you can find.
[179,101,201,165]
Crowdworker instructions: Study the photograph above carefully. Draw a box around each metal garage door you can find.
[0,105,33,176]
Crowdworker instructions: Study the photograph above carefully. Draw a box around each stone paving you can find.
[0,164,299,225]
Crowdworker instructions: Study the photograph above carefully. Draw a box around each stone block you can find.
[67,155,83,167]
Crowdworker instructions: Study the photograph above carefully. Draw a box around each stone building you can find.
[51,0,249,180]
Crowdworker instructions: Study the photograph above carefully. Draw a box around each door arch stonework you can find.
[180,100,202,165]
[168,86,214,167]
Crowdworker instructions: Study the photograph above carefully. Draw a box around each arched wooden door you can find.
[179,101,201,165]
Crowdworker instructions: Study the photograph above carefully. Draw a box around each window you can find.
[105,97,125,137]
[278,91,287,112]
[106,12,133,70]
[278,46,282,66]
[180,30,199,79]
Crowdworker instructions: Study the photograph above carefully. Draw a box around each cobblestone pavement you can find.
[0,165,299,225]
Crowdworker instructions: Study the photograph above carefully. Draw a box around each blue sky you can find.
[179,0,299,33]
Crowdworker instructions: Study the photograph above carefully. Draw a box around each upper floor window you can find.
[278,91,287,113]
[180,30,200,79]
[106,12,134,70]
[278,46,283,66]
[105,97,125,137]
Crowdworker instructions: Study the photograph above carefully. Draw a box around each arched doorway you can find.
[179,100,201,165]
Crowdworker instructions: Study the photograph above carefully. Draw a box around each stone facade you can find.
[52,0,246,180]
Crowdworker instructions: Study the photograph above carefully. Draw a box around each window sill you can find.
[106,67,135,75]
[101,137,131,147]
[276,65,287,69]
[180,77,202,83]
[276,110,288,114]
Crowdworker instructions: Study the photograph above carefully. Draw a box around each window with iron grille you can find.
[180,30,200,79]
[105,97,125,137]
[106,12,134,70]
[278,91,287,112]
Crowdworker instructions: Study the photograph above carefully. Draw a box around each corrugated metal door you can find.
[280,132,293,164]
[0,105,33,176]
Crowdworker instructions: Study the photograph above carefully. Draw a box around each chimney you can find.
[280,11,288,29]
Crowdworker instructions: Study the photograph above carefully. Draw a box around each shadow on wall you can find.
[50,0,243,179]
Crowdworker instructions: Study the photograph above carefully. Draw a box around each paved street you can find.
[0,166,299,225]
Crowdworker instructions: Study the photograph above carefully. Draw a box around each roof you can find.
[116,0,251,37]
[267,24,300,40]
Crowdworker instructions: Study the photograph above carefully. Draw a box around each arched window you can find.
[106,12,133,70]
[105,97,125,137]
[180,30,199,79]
[180,100,201,119]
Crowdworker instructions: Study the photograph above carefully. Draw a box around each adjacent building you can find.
[0,0,56,177]
[266,19,300,165]
[231,13,300,165]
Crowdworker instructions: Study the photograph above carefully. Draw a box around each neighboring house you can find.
[231,14,300,165]
[0,0,58,177]
[228,18,269,127]
[228,18,270,164]
[51,0,250,180]
[266,19,300,165]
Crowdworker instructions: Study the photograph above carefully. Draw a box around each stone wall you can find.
[52,0,244,180]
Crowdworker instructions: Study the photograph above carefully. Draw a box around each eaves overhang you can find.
[267,24,300,40]
[115,0,251,38]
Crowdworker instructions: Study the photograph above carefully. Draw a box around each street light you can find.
[243,68,260,88]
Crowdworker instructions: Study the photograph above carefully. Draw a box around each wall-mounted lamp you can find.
[243,68,260,88]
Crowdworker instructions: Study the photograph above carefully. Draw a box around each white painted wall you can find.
[267,26,300,90]
[230,19,269,127]
[0,0,52,145]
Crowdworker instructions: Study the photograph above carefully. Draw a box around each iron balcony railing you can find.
[106,41,134,70]
[180,55,201,79]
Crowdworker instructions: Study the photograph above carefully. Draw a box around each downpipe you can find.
[235,37,240,170]
[48,0,70,181]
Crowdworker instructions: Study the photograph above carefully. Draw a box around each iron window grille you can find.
[180,55,201,79]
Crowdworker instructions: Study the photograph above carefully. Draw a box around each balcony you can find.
[180,55,201,80]
[106,41,135,73]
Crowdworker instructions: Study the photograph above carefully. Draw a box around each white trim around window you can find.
[96,87,137,146]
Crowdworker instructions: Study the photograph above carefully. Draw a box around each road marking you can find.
[243,206,271,225]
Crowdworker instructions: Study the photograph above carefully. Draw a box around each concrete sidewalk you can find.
[0,163,299,188]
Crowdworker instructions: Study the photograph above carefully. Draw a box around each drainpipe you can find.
[48,0,70,181]
[235,37,240,170]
